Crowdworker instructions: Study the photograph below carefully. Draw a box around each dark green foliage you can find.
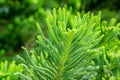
[0,0,57,56]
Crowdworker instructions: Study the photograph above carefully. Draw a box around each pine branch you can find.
[16,8,119,80]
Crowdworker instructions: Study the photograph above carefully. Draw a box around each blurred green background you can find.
[0,0,120,58]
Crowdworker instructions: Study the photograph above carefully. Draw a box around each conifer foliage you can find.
[16,8,119,80]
